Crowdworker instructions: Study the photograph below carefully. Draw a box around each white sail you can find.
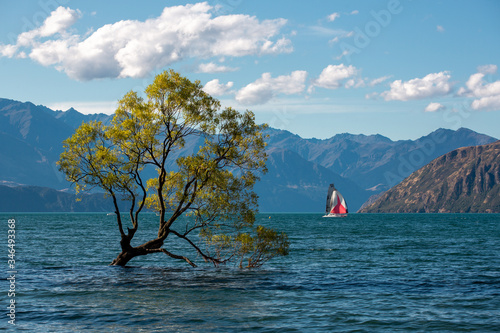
[324,183,348,217]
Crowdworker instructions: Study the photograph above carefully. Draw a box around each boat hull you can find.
[323,213,348,218]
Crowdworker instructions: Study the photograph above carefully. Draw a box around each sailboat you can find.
[323,183,348,217]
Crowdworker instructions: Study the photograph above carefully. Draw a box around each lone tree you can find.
[58,70,288,267]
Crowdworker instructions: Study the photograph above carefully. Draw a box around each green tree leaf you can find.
[58,69,288,268]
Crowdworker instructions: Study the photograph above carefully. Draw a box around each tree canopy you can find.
[58,70,289,267]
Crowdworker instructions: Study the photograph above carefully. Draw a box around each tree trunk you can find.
[110,237,165,266]
[110,250,138,266]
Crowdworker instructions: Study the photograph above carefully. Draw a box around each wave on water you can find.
[3,213,500,332]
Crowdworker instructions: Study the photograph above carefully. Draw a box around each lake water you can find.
[1,213,500,332]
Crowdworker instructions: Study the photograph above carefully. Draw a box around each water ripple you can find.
[2,213,500,332]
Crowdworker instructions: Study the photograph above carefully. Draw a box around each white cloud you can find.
[350,10,359,15]
[0,44,18,57]
[328,30,353,44]
[203,79,234,96]
[1,3,292,80]
[310,64,359,90]
[309,26,351,37]
[261,37,293,54]
[478,64,498,75]
[197,62,238,73]
[335,49,350,60]
[459,65,500,111]
[424,102,445,112]
[327,12,340,22]
[345,78,365,89]
[40,7,81,36]
[380,71,452,101]
[235,71,308,105]
[17,7,81,47]
[369,75,392,86]
[471,95,500,110]
[436,25,445,33]
[365,92,379,100]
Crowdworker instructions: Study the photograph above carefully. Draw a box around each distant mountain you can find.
[0,184,123,212]
[0,97,497,212]
[255,148,369,212]
[0,98,75,188]
[0,98,114,188]
[265,127,497,194]
[360,141,500,213]
[48,107,113,129]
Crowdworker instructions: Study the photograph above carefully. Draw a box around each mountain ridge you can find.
[0,184,130,212]
[265,126,496,192]
[0,97,497,212]
[256,147,368,212]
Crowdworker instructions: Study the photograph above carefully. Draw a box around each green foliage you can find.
[200,225,289,268]
[58,69,289,267]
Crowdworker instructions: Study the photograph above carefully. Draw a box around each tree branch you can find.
[110,190,126,238]
[169,229,223,266]
[145,248,197,267]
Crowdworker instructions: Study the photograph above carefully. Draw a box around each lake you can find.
[2,213,500,332]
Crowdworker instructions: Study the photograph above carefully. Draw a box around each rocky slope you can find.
[360,141,500,213]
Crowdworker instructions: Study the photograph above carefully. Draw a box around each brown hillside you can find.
[360,141,500,213]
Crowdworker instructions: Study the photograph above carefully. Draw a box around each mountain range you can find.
[0,97,497,212]
[360,141,500,213]
[0,185,121,212]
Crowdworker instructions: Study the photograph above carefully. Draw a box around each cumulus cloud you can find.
[424,102,445,112]
[17,7,81,46]
[197,62,238,73]
[310,64,359,90]
[261,37,293,54]
[380,71,452,101]
[0,44,18,57]
[235,71,307,105]
[471,95,500,111]
[458,65,500,111]
[0,3,292,80]
[436,25,445,33]
[203,79,234,96]
[1,7,80,57]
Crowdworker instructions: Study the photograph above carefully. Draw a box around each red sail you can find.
[331,194,347,214]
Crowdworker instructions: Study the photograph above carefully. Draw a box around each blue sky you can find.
[1,0,499,140]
